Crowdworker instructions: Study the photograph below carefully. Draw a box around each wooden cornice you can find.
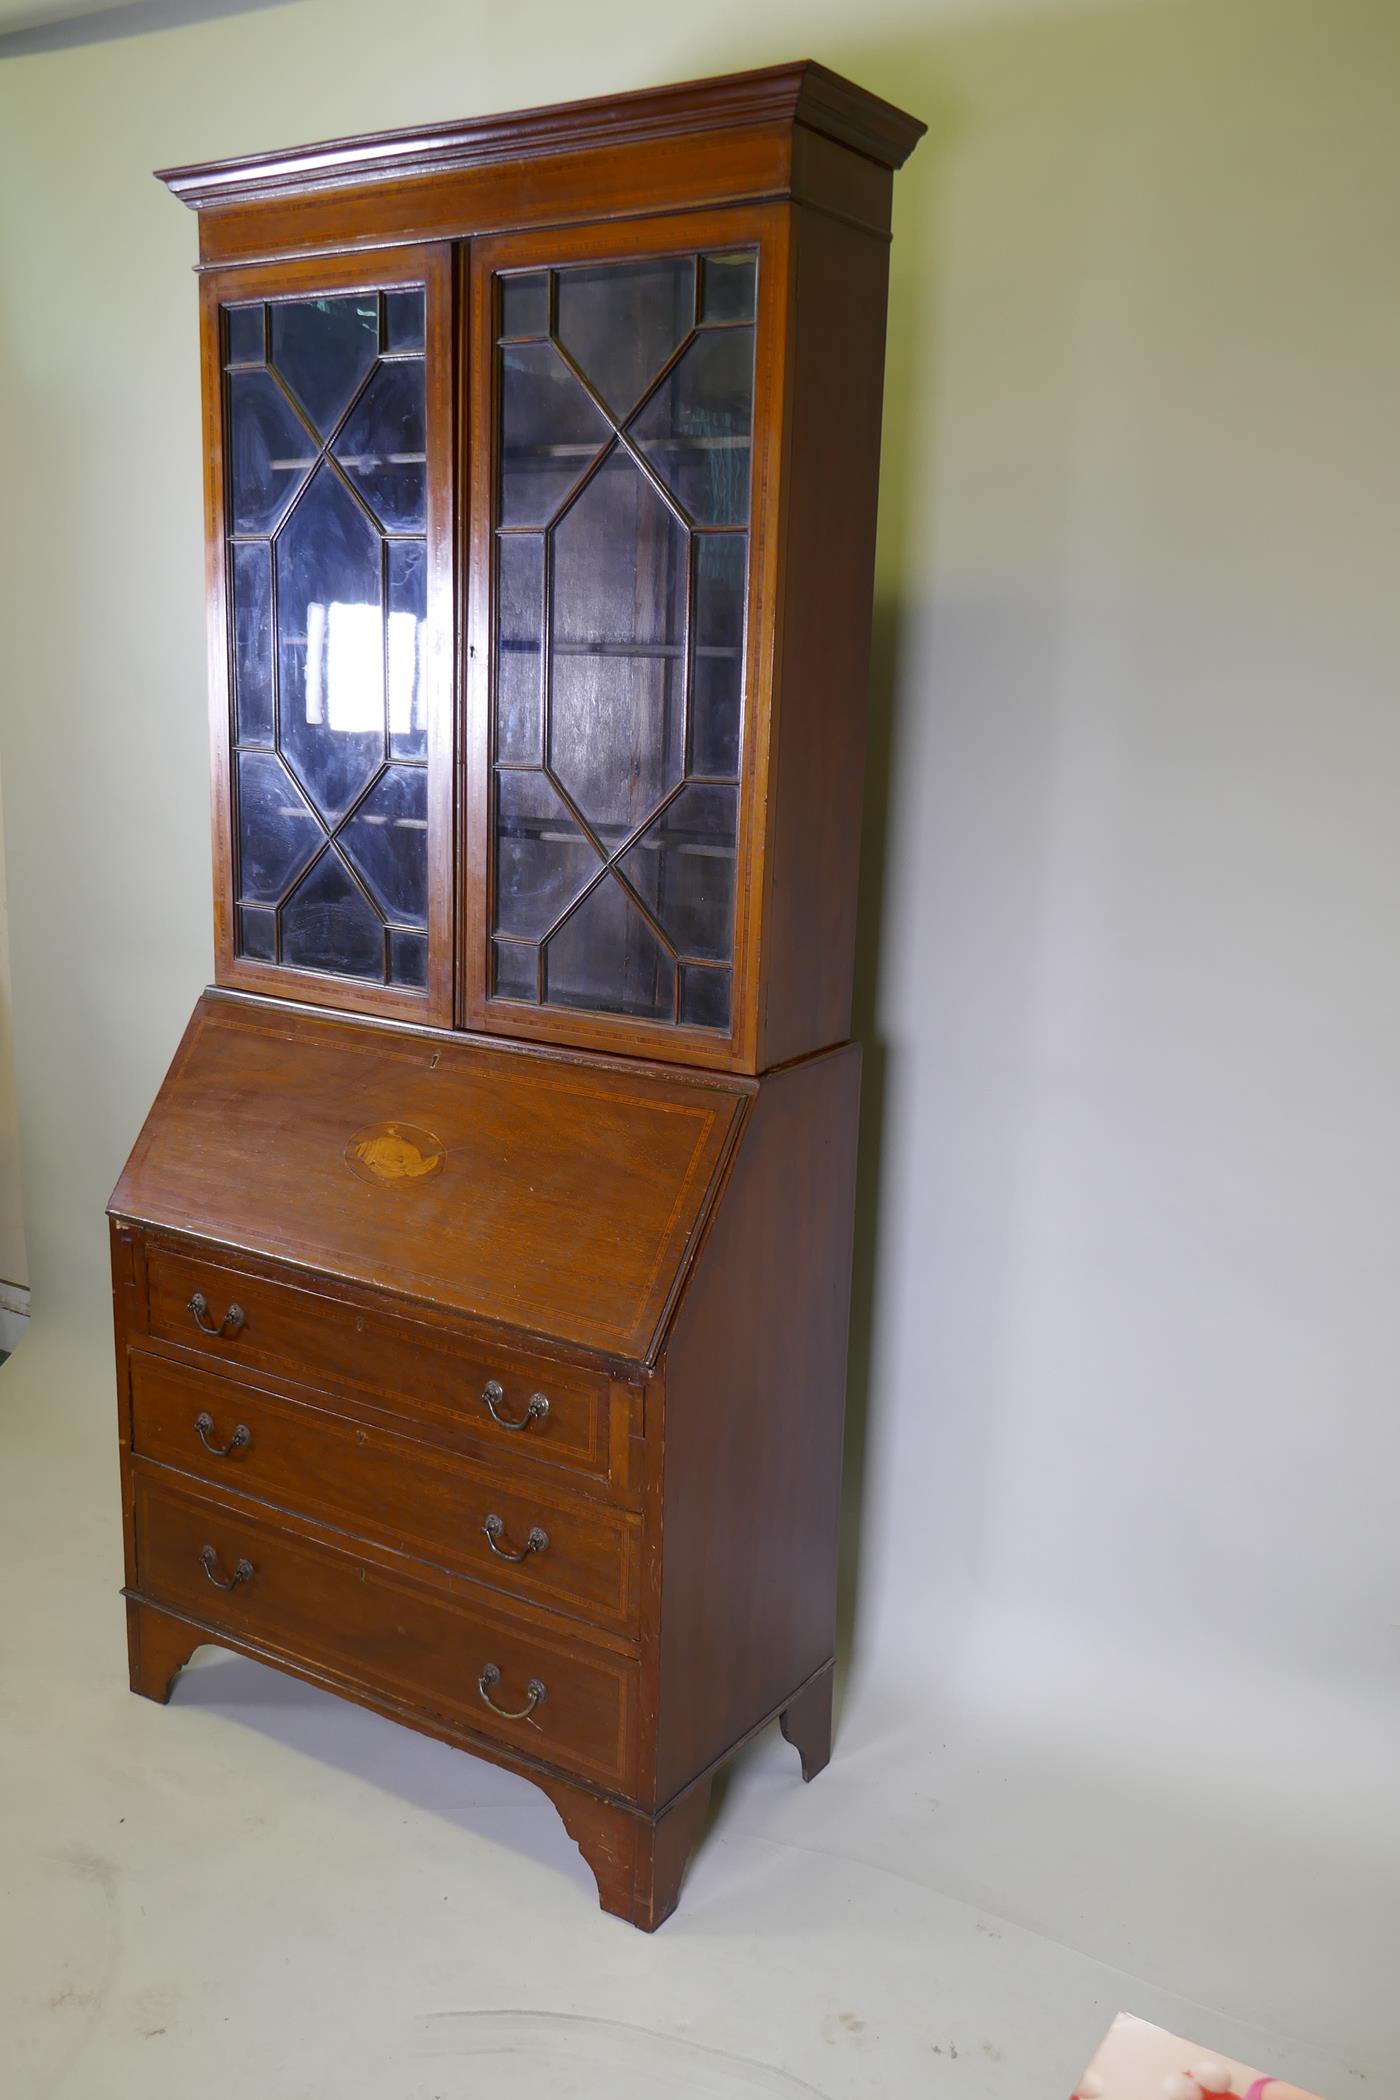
[155,61,926,209]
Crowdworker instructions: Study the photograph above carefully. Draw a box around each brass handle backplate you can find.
[477,1663,546,1721]
[195,1411,250,1458]
[199,1544,254,1591]
[482,1514,549,1563]
[188,1291,245,1339]
[481,1380,549,1432]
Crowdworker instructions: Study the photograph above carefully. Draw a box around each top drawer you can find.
[139,1241,619,1484]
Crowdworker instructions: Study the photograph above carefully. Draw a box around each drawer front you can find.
[129,1352,640,1634]
[133,1472,636,1791]
[142,1242,614,1482]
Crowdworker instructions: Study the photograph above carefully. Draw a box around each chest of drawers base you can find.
[110,1019,860,1929]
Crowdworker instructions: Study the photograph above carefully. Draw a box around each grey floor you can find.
[1,1327,1388,2100]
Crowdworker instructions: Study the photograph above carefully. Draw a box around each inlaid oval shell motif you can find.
[345,1121,446,1188]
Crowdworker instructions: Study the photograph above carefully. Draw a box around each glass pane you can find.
[341,765,428,928]
[497,534,544,764]
[281,849,383,979]
[619,783,737,963]
[691,533,745,777]
[501,272,549,339]
[236,751,321,905]
[223,278,440,998]
[499,342,611,528]
[487,247,754,1035]
[231,542,274,746]
[544,876,674,1021]
[699,252,757,326]
[383,288,425,354]
[227,370,315,534]
[275,465,384,826]
[270,295,379,437]
[679,965,730,1031]
[631,326,755,526]
[237,905,277,963]
[555,258,693,420]
[495,772,597,939]
[225,304,265,365]
[387,539,428,760]
[549,454,686,845]
[493,940,538,1001]
[333,360,426,531]
[388,929,427,988]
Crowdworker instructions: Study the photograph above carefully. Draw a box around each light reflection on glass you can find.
[298,600,425,739]
[388,607,425,742]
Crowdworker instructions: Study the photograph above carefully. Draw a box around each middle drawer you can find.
[127,1352,641,1636]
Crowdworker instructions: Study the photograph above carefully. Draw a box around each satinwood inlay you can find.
[345,1121,446,1186]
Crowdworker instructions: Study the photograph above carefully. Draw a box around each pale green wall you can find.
[0,752,29,1293]
[2,0,1398,1769]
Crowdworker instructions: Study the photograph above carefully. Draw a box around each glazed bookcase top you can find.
[173,64,924,1071]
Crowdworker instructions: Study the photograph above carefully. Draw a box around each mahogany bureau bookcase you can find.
[109,62,924,1930]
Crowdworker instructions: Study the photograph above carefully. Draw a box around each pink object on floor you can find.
[1070,2015,1327,2100]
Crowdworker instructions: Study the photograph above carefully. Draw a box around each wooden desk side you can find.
[652,1042,862,1806]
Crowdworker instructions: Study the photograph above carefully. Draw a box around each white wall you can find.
[1,0,1396,2064]
[851,0,1400,1699]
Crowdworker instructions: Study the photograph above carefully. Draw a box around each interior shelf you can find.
[503,436,750,459]
[498,820,735,858]
[498,640,740,660]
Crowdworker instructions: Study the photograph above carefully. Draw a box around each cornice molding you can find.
[155,61,926,208]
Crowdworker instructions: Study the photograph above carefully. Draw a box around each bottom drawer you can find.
[132,1472,636,1791]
